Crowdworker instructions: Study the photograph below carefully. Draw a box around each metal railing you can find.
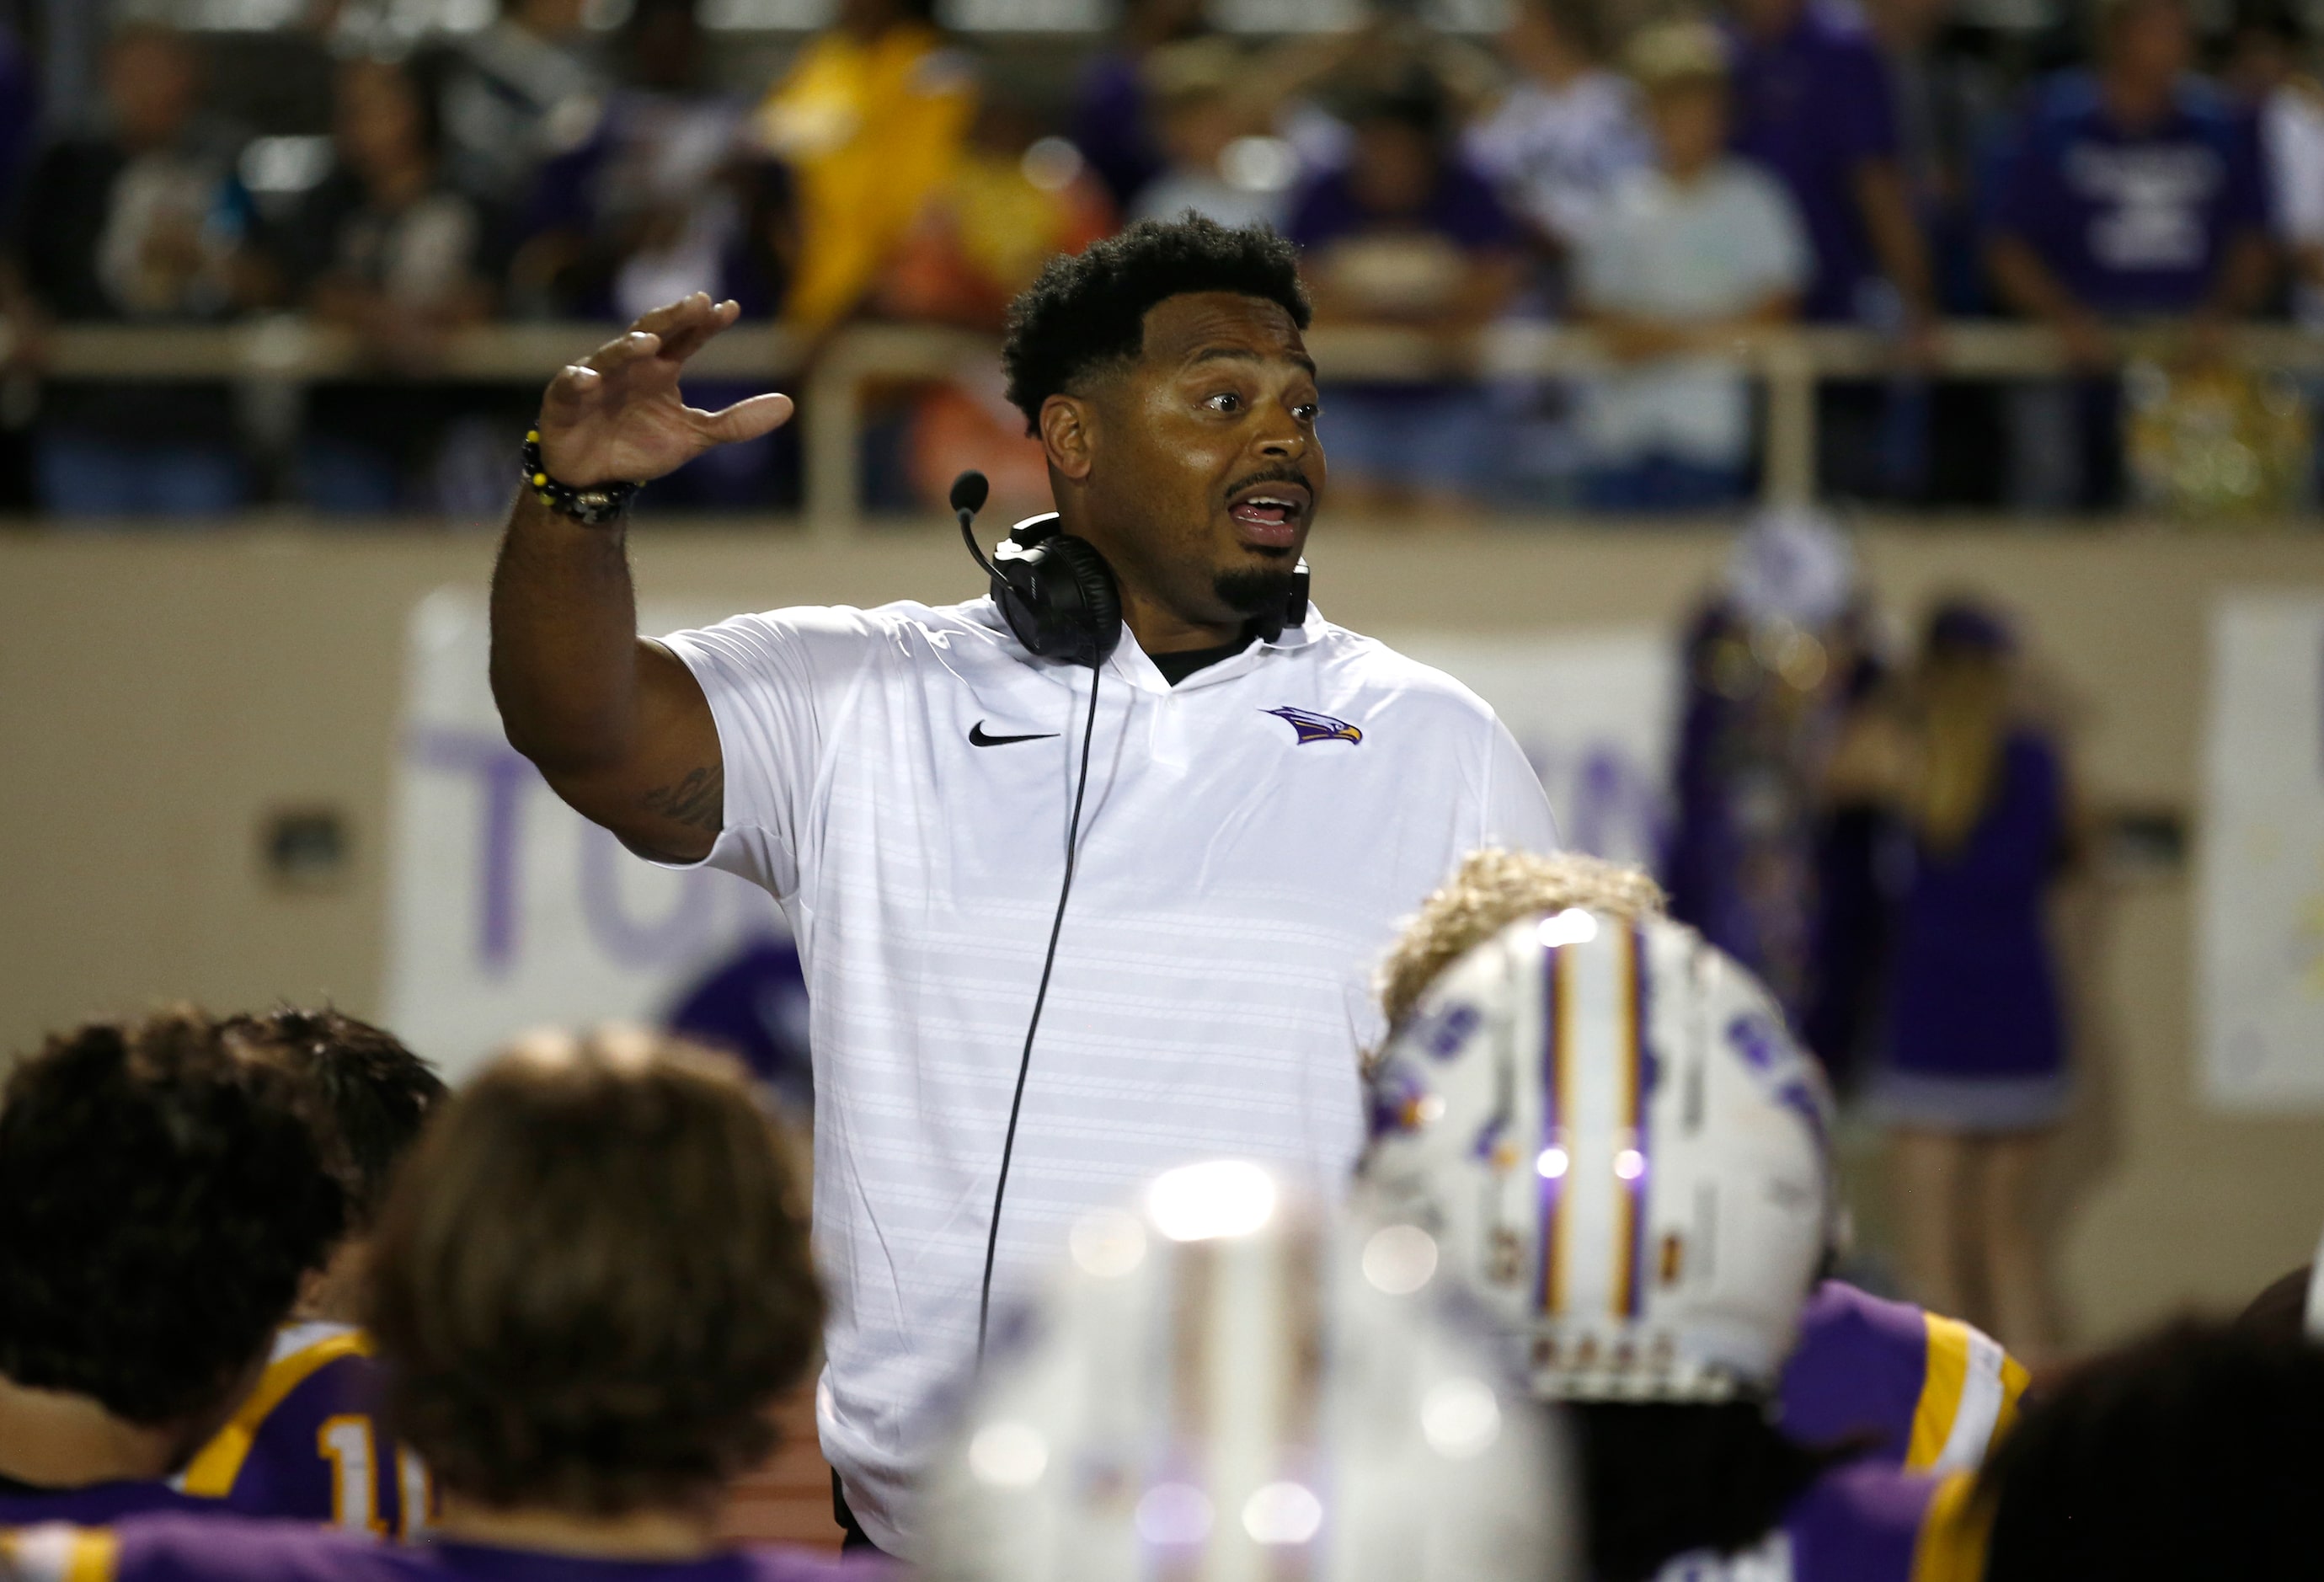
[23,317,2324,531]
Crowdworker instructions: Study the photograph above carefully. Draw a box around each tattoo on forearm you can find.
[642,765,724,833]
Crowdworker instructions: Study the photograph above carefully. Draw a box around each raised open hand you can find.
[535,292,795,488]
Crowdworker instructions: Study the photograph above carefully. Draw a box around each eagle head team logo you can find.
[1264,705,1363,746]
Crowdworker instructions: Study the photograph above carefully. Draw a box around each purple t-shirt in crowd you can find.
[1987,72,2269,316]
[2,1515,884,1582]
[1725,0,1901,322]
[1070,51,1163,208]
[1285,158,1517,256]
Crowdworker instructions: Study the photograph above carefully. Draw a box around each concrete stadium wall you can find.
[4,519,2323,1349]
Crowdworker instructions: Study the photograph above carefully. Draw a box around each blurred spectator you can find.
[1290,74,1521,516]
[436,0,606,209]
[1071,0,1209,211]
[1985,0,2275,509]
[665,936,814,1114]
[753,0,975,335]
[13,23,258,516]
[1728,0,1935,328]
[1830,599,2071,1357]
[1462,0,1652,506]
[0,17,31,511]
[870,96,1112,517]
[2227,6,2324,329]
[1868,0,2011,505]
[510,0,785,322]
[1870,0,2007,312]
[1664,510,1885,1069]
[1464,0,1652,292]
[511,0,798,511]
[260,53,489,513]
[1727,0,1937,501]
[2231,5,2324,501]
[1573,22,1808,511]
[1128,38,1287,232]
[0,19,36,222]
[1262,11,1504,182]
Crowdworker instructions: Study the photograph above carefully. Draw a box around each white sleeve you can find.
[1573,216,1631,313]
[1483,716,1562,853]
[653,605,885,898]
[1461,98,1522,183]
[2269,94,2324,244]
[1736,169,1814,300]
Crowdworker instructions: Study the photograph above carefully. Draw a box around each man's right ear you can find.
[1039,393,1095,483]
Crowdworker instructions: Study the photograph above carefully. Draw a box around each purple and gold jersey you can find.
[3,1515,883,1582]
[1654,1462,1987,1582]
[0,1325,419,1531]
[1778,1282,2028,1473]
[0,1483,211,1528]
[175,1323,430,1534]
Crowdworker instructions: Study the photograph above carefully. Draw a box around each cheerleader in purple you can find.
[1829,599,2073,1358]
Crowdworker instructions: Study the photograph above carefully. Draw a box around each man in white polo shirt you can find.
[488,217,1557,1557]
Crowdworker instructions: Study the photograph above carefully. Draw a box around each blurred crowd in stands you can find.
[0,0,2320,519]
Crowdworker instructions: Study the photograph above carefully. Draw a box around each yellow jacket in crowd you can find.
[753,22,976,331]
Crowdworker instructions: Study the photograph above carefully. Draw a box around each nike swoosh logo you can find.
[969,721,1060,747]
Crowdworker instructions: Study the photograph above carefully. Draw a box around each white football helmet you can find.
[918,1160,1580,1582]
[1358,910,1833,1403]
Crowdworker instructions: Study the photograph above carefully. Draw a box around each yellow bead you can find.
[533,473,548,485]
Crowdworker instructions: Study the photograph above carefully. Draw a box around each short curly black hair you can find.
[224,1007,446,1230]
[369,1031,823,1515]
[1002,215,1311,436]
[0,1009,347,1426]
[1981,1320,2324,1579]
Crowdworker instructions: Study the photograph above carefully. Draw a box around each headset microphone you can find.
[951,468,991,526]
[954,469,999,578]
[951,471,1122,669]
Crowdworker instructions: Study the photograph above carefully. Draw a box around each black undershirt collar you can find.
[1148,639,1253,687]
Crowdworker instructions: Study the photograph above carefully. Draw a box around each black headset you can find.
[949,471,1309,1357]
[954,473,1124,669]
[951,470,1311,669]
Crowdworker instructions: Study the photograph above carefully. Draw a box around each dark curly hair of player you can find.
[1002,215,1311,436]
[1979,1320,2324,1580]
[369,1030,823,1515]
[224,1007,446,1228]
[0,1009,347,1428]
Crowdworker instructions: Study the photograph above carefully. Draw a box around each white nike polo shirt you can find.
[660,595,1557,1554]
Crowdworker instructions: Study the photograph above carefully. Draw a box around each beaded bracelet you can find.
[522,430,640,526]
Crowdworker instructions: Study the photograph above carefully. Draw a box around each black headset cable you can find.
[975,661,1103,1358]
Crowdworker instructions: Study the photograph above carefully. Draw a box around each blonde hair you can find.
[1377,849,1669,1032]
[1914,656,2010,853]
